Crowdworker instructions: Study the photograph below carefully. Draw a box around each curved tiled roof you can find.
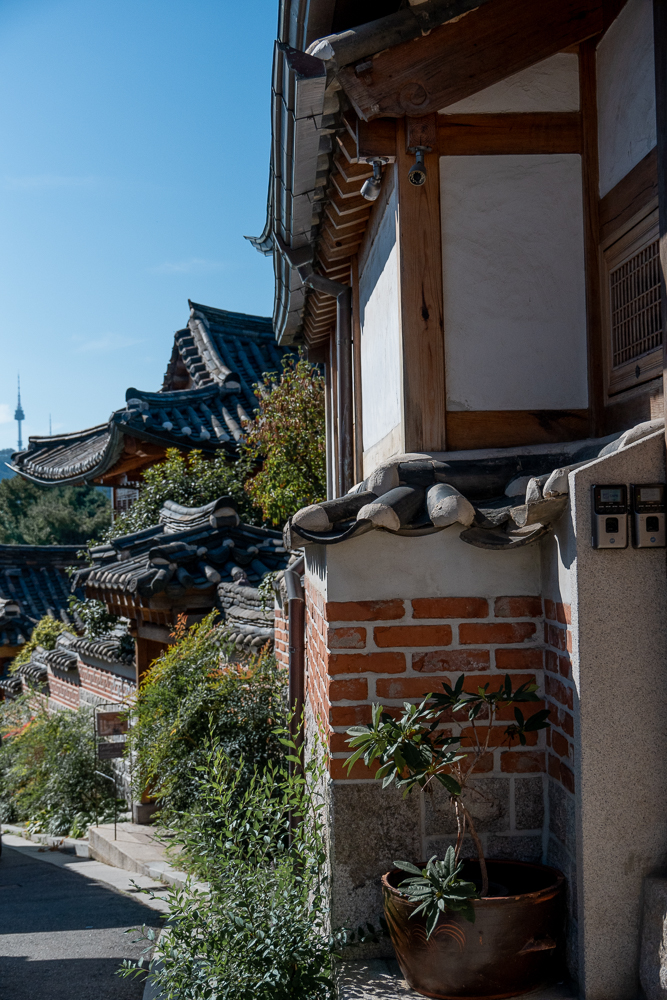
[0,545,83,630]
[170,302,291,408]
[13,300,296,487]
[82,496,290,627]
[285,421,665,551]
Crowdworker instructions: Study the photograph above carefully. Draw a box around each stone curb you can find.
[1,823,90,856]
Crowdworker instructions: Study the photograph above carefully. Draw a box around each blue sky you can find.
[0,0,277,450]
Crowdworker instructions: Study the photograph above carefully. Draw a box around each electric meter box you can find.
[630,484,666,548]
[591,485,628,549]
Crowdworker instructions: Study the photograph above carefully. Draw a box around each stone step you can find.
[1,823,89,856]
[87,821,187,884]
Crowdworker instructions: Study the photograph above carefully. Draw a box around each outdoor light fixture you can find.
[360,159,385,201]
[408,147,428,186]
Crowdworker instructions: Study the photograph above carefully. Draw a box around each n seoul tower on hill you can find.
[14,376,24,452]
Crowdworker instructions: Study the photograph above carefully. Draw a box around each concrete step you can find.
[88,821,186,884]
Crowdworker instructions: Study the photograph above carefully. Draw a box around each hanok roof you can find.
[163,302,290,406]
[285,421,665,551]
[0,545,83,654]
[81,496,290,626]
[11,301,296,487]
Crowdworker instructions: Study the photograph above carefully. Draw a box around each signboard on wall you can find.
[98,741,126,760]
[96,712,129,737]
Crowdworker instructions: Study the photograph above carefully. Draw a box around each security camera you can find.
[408,148,427,186]
[361,160,384,202]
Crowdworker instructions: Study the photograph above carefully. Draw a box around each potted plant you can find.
[345,674,564,1000]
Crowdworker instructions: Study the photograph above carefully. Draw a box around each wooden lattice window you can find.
[603,208,663,396]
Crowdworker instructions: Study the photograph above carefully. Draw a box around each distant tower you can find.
[14,376,24,451]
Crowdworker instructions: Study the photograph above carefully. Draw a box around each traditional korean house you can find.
[78,495,291,684]
[254,1,667,996]
[0,544,83,695]
[11,301,295,513]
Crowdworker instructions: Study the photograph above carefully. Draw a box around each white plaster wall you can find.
[306,524,540,603]
[439,53,579,114]
[440,154,589,412]
[597,0,656,197]
[569,431,667,999]
[359,183,402,458]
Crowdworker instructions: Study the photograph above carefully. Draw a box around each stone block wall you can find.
[304,582,551,934]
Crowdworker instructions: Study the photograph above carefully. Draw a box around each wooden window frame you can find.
[600,202,662,399]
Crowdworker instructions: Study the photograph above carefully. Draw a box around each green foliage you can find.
[128,613,287,819]
[243,355,326,526]
[0,695,119,835]
[120,730,337,1000]
[394,850,479,936]
[105,449,259,541]
[0,475,110,545]
[11,615,69,669]
[346,674,551,911]
[69,595,120,638]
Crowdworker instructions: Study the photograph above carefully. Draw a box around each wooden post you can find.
[395,119,447,452]
[654,0,667,444]
[579,39,605,437]
[135,635,165,687]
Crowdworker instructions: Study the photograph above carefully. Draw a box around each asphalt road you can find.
[0,842,164,1000]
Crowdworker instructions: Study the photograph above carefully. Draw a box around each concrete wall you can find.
[439,53,579,114]
[569,431,667,1000]
[440,153,588,412]
[597,0,656,197]
[358,181,402,467]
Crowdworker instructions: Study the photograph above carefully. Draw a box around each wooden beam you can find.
[447,409,590,450]
[653,0,667,446]
[436,112,582,155]
[338,0,603,121]
[579,39,604,436]
[396,123,447,451]
[598,146,659,244]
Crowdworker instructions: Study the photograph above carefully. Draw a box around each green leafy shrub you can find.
[128,613,287,820]
[243,355,326,526]
[11,615,70,669]
[0,695,120,835]
[0,475,110,545]
[121,730,337,1000]
[105,449,258,541]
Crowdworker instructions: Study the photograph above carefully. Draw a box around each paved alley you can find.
[0,836,165,1000]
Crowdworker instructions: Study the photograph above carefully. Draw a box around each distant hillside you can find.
[0,449,16,480]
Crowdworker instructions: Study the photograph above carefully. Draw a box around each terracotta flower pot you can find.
[382,859,565,1000]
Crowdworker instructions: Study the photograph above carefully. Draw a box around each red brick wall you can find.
[544,600,575,794]
[77,662,135,703]
[304,586,547,782]
[274,604,289,672]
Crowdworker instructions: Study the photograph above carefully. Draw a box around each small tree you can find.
[346,675,550,931]
[242,355,326,526]
[0,476,110,545]
[105,449,257,540]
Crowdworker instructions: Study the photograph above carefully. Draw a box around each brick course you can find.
[303,586,549,786]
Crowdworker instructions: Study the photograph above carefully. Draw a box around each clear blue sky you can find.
[0,0,278,451]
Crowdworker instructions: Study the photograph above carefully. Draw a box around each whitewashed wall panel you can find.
[440,153,588,412]
[438,53,579,114]
[359,183,402,459]
[597,0,656,197]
